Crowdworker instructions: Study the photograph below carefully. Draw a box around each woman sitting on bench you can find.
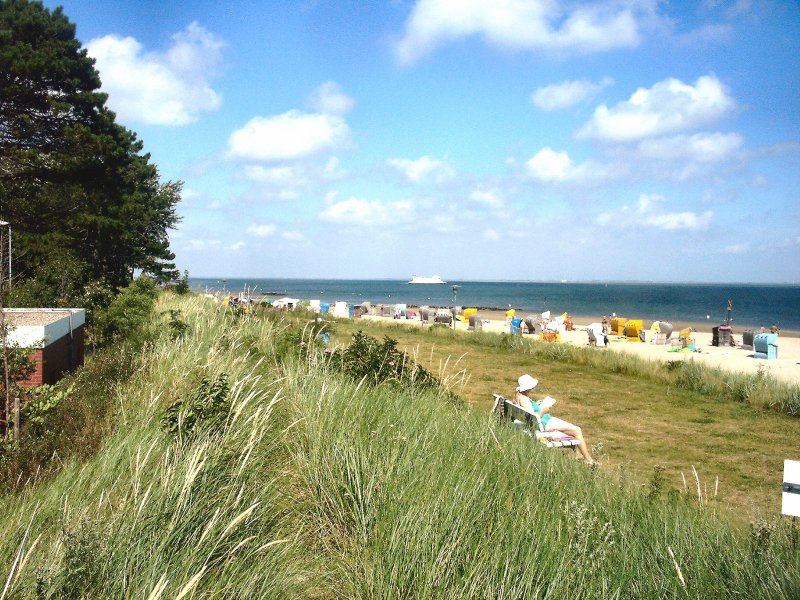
[514,374,595,466]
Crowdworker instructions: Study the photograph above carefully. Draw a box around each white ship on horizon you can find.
[408,275,447,284]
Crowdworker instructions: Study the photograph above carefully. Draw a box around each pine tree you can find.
[0,0,180,296]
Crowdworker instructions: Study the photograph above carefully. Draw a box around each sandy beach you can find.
[358,309,800,386]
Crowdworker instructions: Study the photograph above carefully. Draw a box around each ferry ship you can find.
[408,275,447,284]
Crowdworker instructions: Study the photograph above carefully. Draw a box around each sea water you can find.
[190,278,800,331]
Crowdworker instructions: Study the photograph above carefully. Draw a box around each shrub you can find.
[161,373,232,443]
[21,383,73,436]
[274,318,332,361]
[329,331,440,391]
[174,270,191,295]
[91,276,158,346]
[163,309,190,339]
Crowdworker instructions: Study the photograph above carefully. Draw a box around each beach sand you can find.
[359,310,800,386]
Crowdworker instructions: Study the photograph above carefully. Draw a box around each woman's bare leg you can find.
[546,416,593,462]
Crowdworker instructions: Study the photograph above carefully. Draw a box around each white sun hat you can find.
[516,374,538,392]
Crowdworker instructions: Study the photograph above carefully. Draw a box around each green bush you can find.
[21,383,73,435]
[91,276,158,346]
[161,374,232,444]
[174,270,191,295]
[328,330,440,391]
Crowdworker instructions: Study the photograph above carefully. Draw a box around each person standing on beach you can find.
[514,374,595,465]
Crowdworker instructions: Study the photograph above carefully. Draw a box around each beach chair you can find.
[610,317,627,336]
[650,321,673,345]
[492,394,580,451]
[468,313,482,331]
[624,319,644,342]
[753,333,778,359]
[742,330,755,351]
[434,309,452,324]
[677,327,694,348]
[540,331,560,343]
[419,306,434,324]
[523,316,537,334]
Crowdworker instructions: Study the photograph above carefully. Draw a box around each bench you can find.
[492,393,580,451]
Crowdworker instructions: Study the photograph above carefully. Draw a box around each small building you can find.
[3,308,85,388]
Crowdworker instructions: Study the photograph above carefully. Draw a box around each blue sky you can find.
[45,0,800,283]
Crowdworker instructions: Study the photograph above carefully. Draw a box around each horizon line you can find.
[188,276,800,286]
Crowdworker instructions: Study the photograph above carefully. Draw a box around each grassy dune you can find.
[0,295,796,598]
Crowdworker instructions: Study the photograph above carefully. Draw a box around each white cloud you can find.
[186,239,222,251]
[637,132,743,162]
[482,228,499,240]
[430,212,457,233]
[526,148,573,182]
[595,212,613,226]
[723,242,750,254]
[636,193,664,214]
[230,241,246,251]
[532,77,613,111]
[319,196,416,227]
[634,193,713,231]
[323,156,346,179]
[308,81,355,115]
[387,156,454,183]
[396,0,650,64]
[644,211,713,230]
[227,110,351,162]
[247,224,276,237]
[577,75,737,142]
[243,165,297,185]
[282,231,306,242]
[241,158,345,200]
[87,22,223,126]
[469,190,504,208]
[596,193,713,231]
[525,147,623,184]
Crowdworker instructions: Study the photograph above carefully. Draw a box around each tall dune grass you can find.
[0,296,795,598]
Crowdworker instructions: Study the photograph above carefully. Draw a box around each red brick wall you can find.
[22,349,44,388]
[19,325,84,389]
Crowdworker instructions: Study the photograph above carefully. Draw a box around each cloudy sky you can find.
[45,0,799,283]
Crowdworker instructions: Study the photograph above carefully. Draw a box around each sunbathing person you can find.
[514,374,595,465]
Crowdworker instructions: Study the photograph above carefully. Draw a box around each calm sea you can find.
[190,278,800,331]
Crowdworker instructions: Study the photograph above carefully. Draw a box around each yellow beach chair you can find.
[610,317,627,336]
[624,319,644,342]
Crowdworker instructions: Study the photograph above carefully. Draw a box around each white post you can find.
[783,460,800,518]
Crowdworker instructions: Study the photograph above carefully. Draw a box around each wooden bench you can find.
[492,393,580,451]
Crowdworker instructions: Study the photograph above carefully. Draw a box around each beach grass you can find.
[0,295,796,598]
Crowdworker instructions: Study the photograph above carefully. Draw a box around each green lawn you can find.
[333,319,800,523]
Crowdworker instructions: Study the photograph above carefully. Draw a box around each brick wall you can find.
[19,325,84,389]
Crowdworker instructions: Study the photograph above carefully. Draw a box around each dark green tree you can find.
[0,0,180,298]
